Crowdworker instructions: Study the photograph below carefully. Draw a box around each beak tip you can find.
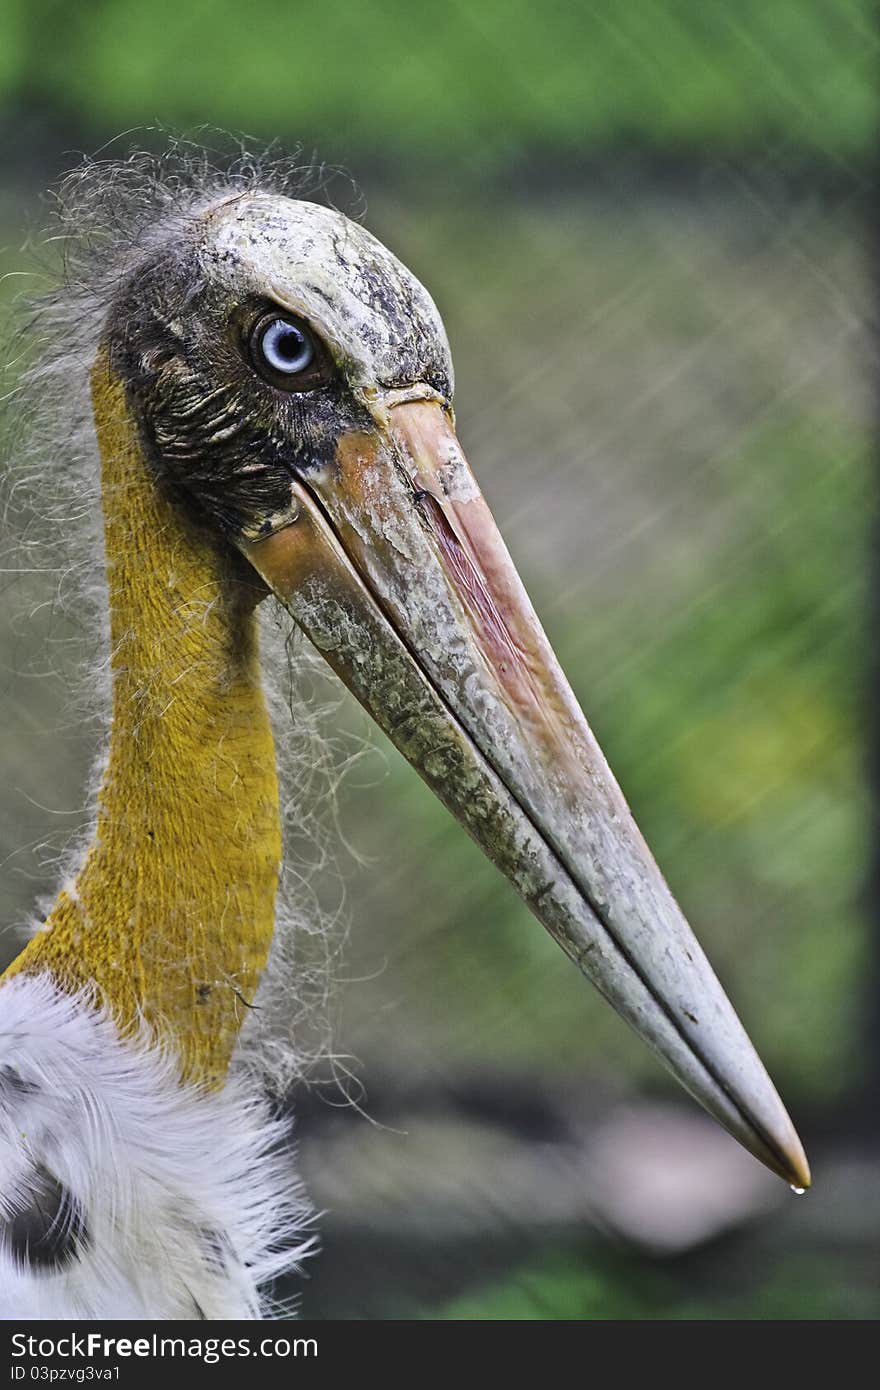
[765,1119,810,1191]
[786,1147,811,1193]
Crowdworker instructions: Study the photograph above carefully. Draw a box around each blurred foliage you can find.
[437,1247,880,1319]
[0,0,875,164]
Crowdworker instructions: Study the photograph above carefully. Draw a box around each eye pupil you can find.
[253,314,316,379]
[275,326,304,360]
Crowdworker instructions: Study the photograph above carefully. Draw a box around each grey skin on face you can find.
[106,192,809,1191]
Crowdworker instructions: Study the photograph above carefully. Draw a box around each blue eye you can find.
[255,316,315,376]
[247,310,334,391]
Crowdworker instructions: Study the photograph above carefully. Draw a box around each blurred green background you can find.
[0,0,876,1319]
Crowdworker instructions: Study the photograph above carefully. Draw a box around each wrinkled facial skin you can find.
[106,194,453,537]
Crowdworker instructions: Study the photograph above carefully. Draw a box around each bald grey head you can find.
[205,195,453,394]
[105,193,453,537]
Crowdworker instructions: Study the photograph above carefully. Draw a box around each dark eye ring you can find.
[247,312,331,391]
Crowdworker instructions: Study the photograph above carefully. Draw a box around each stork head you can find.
[103,191,809,1189]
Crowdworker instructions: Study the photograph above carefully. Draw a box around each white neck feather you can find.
[0,974,314,1318]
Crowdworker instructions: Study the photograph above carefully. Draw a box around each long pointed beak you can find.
[242,386,809,1191]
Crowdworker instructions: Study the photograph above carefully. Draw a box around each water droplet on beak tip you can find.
[790,1185,806,1196]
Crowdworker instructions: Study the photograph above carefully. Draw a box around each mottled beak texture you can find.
[244,388,810,1192]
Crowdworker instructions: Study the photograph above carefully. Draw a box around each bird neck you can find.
[2,352,282,1086]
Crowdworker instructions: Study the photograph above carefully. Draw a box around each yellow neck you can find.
[3,354,281,1085]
